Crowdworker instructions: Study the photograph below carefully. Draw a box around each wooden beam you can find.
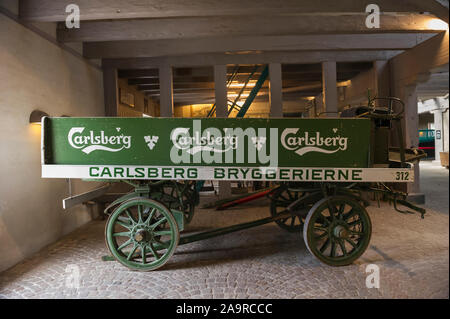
[118,69,158,78]
[57,13,439,42]
[322,61,338,116]
[83,34,433,59]
[102,50,404,69]
[390,31,449,86]
[159,65,173,117]
[137,82,216,90]
[269,63,283,117]
[19,0,445,22]
[129,76,213,85]
[103,68,118,116]
[63,184,111,209]
[214,65,228,117]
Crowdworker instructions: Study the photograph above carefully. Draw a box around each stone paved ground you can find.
[0,164,448,299]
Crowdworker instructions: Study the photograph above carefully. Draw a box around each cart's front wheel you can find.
[105,198,179,271]
[303,196,371,266]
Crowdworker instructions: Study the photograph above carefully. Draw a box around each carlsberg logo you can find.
[281,128,348,156]
[68,127,131,154]
[170,120,278,166]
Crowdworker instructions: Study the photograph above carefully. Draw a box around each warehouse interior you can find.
[0,1,449,299]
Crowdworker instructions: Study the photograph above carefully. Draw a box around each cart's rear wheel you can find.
[152,181,195,224]
[105,198,179,271]
[303,196,371,266]
[270,185,313,232]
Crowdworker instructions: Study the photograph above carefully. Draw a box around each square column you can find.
[214,65,228,117]
[214,65,232,198]
[159,65,174,117]
[432,108,444,162]
[322,61,338,117]
[103,67,118,116]
[269,63,283,117]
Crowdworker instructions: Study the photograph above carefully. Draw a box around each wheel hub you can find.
[134,228,152,243]
[333,225,349,239]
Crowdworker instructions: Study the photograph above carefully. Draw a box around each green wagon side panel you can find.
[43,117,371,168]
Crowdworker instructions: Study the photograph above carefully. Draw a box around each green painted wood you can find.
[43,117,371,168]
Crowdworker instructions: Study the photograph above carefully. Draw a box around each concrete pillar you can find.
[314,93,324,117]
[159,65,174,117]
[322,61,338,117]
[269,63,283,117]
[432,108,444,162]
[401,84,423,201]
[443,108,449,153]
[214,65,228,117]
[214,65,232,198]
[103,68,118,116]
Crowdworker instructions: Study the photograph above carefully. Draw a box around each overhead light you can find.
[427,18,449,31]
[228,92,250,98]
[228,82,257,88]
[29,110,49,125]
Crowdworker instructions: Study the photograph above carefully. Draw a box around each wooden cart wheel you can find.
[303,196,372,266]
[151,181,195,224]
[105,198,179,271]
[270,185,309,232]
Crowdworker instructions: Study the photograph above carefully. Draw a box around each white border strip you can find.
[42,165,414,182]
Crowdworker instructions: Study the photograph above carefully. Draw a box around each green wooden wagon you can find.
[41,97,425,270]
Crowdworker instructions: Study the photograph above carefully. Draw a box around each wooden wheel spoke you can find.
[150,216,167,229]
[116,221,132,230]
[144,208,157,225]
[319,238,330,253]
[141,245,146,264]
[125,209,136,224]
[337,204,346,219]
[148,244,161,259]
[314,226,328,232]
[350,230,364,236]
[327,201,337,220]
[337,239,347,256]
[117,239,132,251]
[127,244,138,261]
[154,230,172,237]
[343,209,357,221]
[314,232,328,240]
[347,219,362,227]
[330,241,337,257]
[113,231,131,237]
[344,238,358,249]
[286,190,294,201]
[290,217,296,227]
[154,240,170,250]
[317,213,330,226]
[137,205,144,223]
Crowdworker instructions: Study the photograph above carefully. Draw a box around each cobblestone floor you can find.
[0,165,448,299]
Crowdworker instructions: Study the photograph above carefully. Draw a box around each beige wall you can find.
[0,14,104,271]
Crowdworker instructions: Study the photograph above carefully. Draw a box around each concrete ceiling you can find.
[17,0,450,105]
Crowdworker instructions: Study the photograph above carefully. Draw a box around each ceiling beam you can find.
[103,50,404,69]
[19,0,445,21]
[390,32,449,86]
[84,34,433,59]
[57,13,439,42]
[118,69,158,78]
[129,76,214,85]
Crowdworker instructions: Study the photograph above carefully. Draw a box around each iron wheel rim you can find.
[304,196,372,266]
[105,198,179,271]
